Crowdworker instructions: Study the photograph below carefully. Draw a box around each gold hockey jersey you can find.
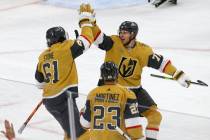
[35,26,93,98]
[92,25,177,88]
[80,84,143,140]
[36,40,78,98]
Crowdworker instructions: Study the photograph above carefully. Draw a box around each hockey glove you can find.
[79,3,95,27]
[173,70,191,88]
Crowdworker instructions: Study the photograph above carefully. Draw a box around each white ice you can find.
[0,0,210,140]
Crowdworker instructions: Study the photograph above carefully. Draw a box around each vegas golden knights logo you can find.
[119,57,137,77]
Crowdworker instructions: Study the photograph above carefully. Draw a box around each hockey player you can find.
[152,0,177,8]
[80,61,144,140]
[89,10,191,140]
[35,4,95,140]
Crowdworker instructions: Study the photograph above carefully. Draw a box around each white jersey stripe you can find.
[146,128,159,139]
[80,115,90,129]
[94,31,104,45]
[125,117,141,128]
[158,58,170,72]
[77,35,91,52]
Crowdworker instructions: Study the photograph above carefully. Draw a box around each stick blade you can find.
[197,80,208,86]
[18,124,26,134]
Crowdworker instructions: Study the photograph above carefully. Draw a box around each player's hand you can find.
[79,3,95,27]
[173,70,191,88]
[1,120,15,140]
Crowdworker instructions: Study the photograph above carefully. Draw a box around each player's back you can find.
[38,39,78,97]
[87,84,134,140]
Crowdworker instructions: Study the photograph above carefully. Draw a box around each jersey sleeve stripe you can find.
[80,115,90,129]
[93,31,104,45]
[78,35,91,49]
[125,117,141,128]
[94,30,101,41]
[158,58,171,72]
[146,128,159,139]
[162,60,171,73]
[146,127,159,131]
[125,124,142,130]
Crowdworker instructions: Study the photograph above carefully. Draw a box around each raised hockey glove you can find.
[79,3,95,27]
[173,70,191,88]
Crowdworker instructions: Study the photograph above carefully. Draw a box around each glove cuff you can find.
[81,23,92,27]
[173,70,191,88]
[79,12,92,20]
[79,12,95,22]
[79,12,95,28]
[79,19,93,28]
[173,70,184,80]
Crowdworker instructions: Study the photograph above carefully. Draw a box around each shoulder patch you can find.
[76,39,83,46]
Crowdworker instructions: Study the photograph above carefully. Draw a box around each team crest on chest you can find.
[119,57,137,77]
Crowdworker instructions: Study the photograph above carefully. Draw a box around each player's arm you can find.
[80,99,91,129]
[139,43,175,75]
[91,12,113,51]
[71,4,94,59]
[35,64,46,89]
[146,44,190,87]
[124,91,143,139]
[147,52,177,75]
[70,28,93,59]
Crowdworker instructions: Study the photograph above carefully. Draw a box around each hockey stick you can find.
[152,0,167,7]
[150,74,208,87]
[115,126,131,140]
[18,100,43,134]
